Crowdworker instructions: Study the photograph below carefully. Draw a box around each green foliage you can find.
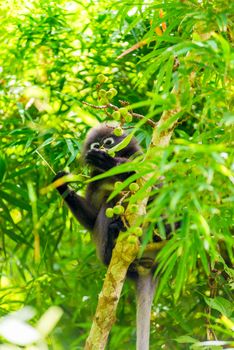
[0,0,233,349]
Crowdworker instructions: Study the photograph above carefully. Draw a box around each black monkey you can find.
[53,123,141,265]
[53,123,165,350]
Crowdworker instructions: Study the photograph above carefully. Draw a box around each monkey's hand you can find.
[52,171,70,194]
[86,149,119,171]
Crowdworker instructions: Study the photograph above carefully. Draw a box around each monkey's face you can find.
[83,125,125,156]
[84,131,126,170]
[82,124,141,170]
[88,134,124,152]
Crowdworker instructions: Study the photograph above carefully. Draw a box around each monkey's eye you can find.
[103,137,115,147]
[90,142,100,150]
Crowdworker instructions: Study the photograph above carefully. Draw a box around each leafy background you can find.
[0,0,233,349]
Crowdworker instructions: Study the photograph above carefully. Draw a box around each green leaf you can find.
[222,112,234,126]
[174,240,190,300]
[0,155,7,182]
[193,231,209,275]
[213,33,230,62]
[175,335,197,344]
[204,296,234,318]
[0,190,31,211]
[107,133,133,154]
[155,253,177,301]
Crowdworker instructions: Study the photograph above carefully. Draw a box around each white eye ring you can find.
[90,142,100,150]
[103,137,115,147]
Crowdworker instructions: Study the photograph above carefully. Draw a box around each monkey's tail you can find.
[136,273,157,350]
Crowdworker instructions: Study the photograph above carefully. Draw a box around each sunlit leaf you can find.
[0,318,40,346]
[204,296,234,318]
[0,155,6,183]
[36,306,63,337]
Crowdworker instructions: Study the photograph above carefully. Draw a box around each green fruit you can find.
[114,181,122,189]
[113,127,123,136]
[113,205,125,215]
[134,227,143,236]
[127,236,138,244]
[97,74,108,83]
[112,111,121,121]
[106,208,114,218]
[109,88,118,97]
[106,91,114,100]
[125,113,133,123]
[128,204,138,213]
[119,107,128,116]
[129,183,140,192]
[99,89,107,97]
[99,97,108,105]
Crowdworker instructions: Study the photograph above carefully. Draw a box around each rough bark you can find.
[84,238,139,350]
[85,93,180,350]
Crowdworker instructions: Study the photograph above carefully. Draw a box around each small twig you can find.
[36,150,56,174]
[206,269,219,341]
[119,100,129,107]
[132,112,157,128]
[174,114,190,127]
[82,101,109,110]
[82,101,157,128]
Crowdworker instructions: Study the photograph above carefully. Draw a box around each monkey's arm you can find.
[53,171,97,231]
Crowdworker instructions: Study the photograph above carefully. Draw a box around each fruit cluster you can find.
[97,74,133,137]
[105,180,142,241]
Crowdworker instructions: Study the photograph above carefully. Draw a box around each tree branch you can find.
[84,237,139,350]
[82,101,157,128]
[85,88,180,350]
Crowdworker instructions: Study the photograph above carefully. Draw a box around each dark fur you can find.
[54,123,141,265]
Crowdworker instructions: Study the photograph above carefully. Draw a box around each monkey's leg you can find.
[93,203,125,265]
[136,273,156,350]
[103,217,126,265]
[53,171,97,231]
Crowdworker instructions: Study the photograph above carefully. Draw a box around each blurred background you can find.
[0,0,233,349]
